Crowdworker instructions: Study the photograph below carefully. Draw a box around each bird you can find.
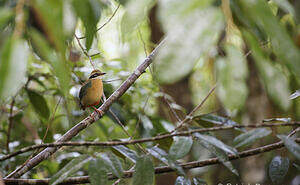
[79,69,106,115]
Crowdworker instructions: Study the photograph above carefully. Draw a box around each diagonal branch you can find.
[4,138,300,185]
[1,122,298,162]
[6,39,166,178]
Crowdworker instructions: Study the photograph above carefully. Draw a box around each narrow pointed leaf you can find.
[194,133,239,176]
[89,158,108,185]
[169,136,193,160]
[28,29,70,97]
[234,128,271,148]
[132,155,154,185]
[147,146,184,175]
[192,177,207,185]
[193,114,245,132]
[216,45,248,111]
[175,176,191,185]
[0,38,28,101]
[112,145,138,163]
[31,0,65,53]
[50,155,92,185]
[0,8,13,30]
[278,135,300,160]
[243,31,291,111]
[72,0,101,51]
[237,0,300,77]
[100,153,123,178]
[26,90,50,120]
[193,133,237,155]
[194,114,238,126]
[269,156,289,184]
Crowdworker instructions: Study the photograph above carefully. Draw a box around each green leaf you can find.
[50,155,92,185]
[31,0,65,53]
[189,62,216,114]
[193,133,239,176]
[121,0,154,34]
[89,158,108,185]
[243,31,291,111]
[237,0,300,77]
[147,146,184,175]
[72,0,101,51]
[175,176,191,185]
[272,0,295,17]
[141,115,155,137]
[169,136,193,160]
[112,145,138,163]
[0,38,28,101]
[0,7,13,30]
[154,3,224,84]
[195,114,236,126]
[192,177,207,185]
[234,128,271,148]
[28,29,71,97]
[193,133,237,155]
[193,114,242,131]
[216,44,248,112]
[26,89,50,120]
[269,156,289,184]
[132,155,154,185]
[278,135,300,160]
[100,153,123,179]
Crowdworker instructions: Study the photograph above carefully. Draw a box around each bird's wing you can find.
[79,80,92,101]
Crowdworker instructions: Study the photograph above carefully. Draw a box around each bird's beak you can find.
[100,72,106,75]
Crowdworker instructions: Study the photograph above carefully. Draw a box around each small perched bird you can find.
[79,69,106,115]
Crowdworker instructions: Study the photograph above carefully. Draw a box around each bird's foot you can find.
[92,106,103,117]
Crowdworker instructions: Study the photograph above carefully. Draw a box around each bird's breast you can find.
[81,79,103,107]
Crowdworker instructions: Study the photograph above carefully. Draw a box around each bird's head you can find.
[89,69,106,79]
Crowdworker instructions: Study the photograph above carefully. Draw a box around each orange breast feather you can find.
[81,79,103,109]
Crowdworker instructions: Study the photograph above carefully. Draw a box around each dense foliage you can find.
[0,0,299,184]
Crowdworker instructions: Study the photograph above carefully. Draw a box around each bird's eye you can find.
[89,74,97,79]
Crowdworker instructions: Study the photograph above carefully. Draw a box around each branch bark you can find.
[6,39,166,178]
[4,138,300,185]
[1,122,298,162]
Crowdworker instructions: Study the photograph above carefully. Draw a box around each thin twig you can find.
[287,127,300,137]
[1,122,298,162]
[170,85,216,133]
[74,34,96,69]
[102,93,147,154]
[6,38,166,178]
[164,95,182,123]
[4,138,300,185]
[79,4,121,39]
[132,95,150,138]
[112,179,121,185]
[6,98,16,153]
[137,27,148,56]
[42,97,62,143]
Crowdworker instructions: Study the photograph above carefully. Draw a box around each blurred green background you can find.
[0,0,299,184]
